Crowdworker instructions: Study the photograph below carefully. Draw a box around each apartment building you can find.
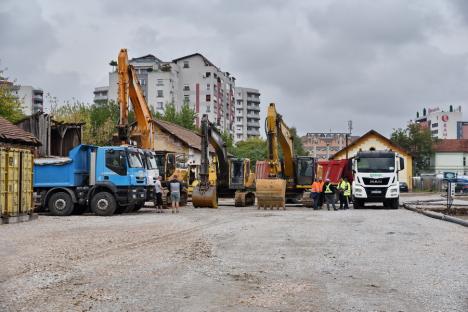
[234,87,261,142]
[103,53,236,132]
[302,132,358,159]
[415,106,464,139]
[93,86,109,103]
[11,85,44,115]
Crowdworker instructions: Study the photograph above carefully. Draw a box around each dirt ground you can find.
[1,200,467,312]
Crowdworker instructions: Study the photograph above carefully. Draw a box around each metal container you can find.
[0,147,34,218]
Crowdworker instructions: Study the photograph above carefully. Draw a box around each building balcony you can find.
[94,95,108,101]
[247,104,260,111]
[246,113,260,119]
[247,122,260,127]
[33,95,43,101]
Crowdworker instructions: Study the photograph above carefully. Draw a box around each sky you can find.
[1,0,468,137]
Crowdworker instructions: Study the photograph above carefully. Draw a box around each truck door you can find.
[101,149,128,185]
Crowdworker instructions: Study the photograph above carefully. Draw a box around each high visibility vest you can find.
[342,181,351,196]
[311,182,321,193]
[324,183,333,194]
[318,182,324,192]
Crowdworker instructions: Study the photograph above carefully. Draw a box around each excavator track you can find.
[234,191,255,207]
[256,178,286,210]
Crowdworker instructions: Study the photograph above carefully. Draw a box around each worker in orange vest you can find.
[311,178,322,210]
[317,177,324,208]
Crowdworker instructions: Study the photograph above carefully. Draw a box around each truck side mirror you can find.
[399,157,405,171]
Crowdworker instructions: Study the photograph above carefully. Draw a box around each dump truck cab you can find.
[352,150,404,209]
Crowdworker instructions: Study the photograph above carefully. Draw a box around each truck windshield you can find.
[146,154,158,170]
[127,151,143,168]
[357,157,395,173]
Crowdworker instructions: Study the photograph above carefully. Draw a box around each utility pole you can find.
[346,120,353,159]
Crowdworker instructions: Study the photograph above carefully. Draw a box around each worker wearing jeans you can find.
[323,179,337,211]
[310,178,322,210]
[169,175,181,213]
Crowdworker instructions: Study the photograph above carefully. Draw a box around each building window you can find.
[236,117,242,122]
[207,84,210,91]
[183,61,189,68]
[206,105,211,112]
[184,95,190,103]
[157,90,164,97]
[139,79,146,86]
[206,94,211,102]
[157,79,164,86]
[157,102,164,109]
[205,72,211,78]
[183,84,190,91]
[432,123,438,128]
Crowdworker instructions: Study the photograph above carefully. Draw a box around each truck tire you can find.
[353,198,363,209]
[390,198,399,209]
[91,192,117,216]
[48,192,74,216]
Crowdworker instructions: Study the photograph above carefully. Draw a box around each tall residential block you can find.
[234,87,261,142]
[104,53,236,133]
[11,85,44,115]
[415,106,464,139]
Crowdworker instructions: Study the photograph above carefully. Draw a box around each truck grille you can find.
[364,187,387,198]
[362,177,390,185]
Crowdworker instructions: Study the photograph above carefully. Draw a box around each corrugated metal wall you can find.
[0,147,34,218]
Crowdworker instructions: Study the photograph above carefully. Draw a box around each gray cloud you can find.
[1,0,467,137]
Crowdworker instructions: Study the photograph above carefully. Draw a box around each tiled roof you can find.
[0,116,41,146]
[153,119,214,153]
[433,139,468,152]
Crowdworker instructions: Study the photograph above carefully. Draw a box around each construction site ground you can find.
[1,195,467,312]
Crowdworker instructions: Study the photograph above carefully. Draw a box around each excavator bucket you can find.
[256,178,286,210]
[192,185,218,208]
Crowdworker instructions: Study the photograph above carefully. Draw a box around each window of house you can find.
[432,123,438,128]
[205,72,211,77]
[183,61,189,68]
[183,84,190,91]
[237,117,242,122]
[157,90,164,97]
[206,105,211,112]
[184,95,190,103]
[139,79,146,86]
[157,102,164,109]
[157,79,164,86]
[206,94,211,101]
[207,84,210,91]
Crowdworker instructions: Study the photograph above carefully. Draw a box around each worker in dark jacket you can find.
[323,178,337,211]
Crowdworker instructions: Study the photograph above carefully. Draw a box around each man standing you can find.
[323,178,337,211]
[318,177,324,208]
[341,177,351,210]
[337,177,345,210]
[169,175,181,213]
[154,176,163,213]
[310,178,321,210]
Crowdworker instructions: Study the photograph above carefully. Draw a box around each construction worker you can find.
[339,177,351,209]
[323,178,337,211]
[310,178,322,210]
[337,177,345,210]
[317,177,324,208]
[154,176,163,213]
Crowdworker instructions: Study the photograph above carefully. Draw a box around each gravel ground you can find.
[1,201,467,312]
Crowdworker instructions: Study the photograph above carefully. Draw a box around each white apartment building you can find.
[234,87,261,142]
[415,106,464,139]
[103,53,236,133]
[11,85,44,115]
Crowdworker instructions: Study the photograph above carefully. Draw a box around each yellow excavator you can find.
[116,48,188,206]
[192,114,255,208]
[256,103,315,209]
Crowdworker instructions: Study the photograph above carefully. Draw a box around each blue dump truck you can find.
[34,144,146,216]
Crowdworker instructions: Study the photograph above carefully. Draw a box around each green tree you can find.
[161,103,177,123]
[232,137,268,168]
[220,130,235,154]
[391,123,436,174]
[177,102,197,130]
[290,127,307,156]
[0,73,24,123]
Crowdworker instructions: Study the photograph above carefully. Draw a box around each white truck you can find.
[352,150,405,209]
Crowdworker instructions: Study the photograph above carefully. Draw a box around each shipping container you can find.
[0,147,35,220]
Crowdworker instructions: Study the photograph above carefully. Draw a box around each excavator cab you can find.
[229,158,248,189]
[295,156,315,186]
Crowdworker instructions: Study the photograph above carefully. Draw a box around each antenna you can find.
[348,120,353,134]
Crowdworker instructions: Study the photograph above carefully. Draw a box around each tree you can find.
[232,137,268,168]
[391,123,436,174]
[177,102,197,130]
[220,130,234,154]
[290,127,307,156]
[0,72,24,123]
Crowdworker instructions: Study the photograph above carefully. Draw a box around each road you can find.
[1,201,467,312]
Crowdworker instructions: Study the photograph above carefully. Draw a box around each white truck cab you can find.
[352,151,404,209]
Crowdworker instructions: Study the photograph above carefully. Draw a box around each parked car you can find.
[455,179,468,194]
[399,182,409,193]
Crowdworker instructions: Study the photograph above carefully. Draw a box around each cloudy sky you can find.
[1,0,468,136]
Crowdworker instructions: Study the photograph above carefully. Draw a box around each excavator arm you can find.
[117,48,155,149]
[265,103,295,178]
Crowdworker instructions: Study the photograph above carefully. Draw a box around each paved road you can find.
[1,203,467,312]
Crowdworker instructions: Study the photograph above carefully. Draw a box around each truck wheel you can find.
[48,192,74,216]
[353,198,362,209]
[91,192,117,216]
[390,199,399,209]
